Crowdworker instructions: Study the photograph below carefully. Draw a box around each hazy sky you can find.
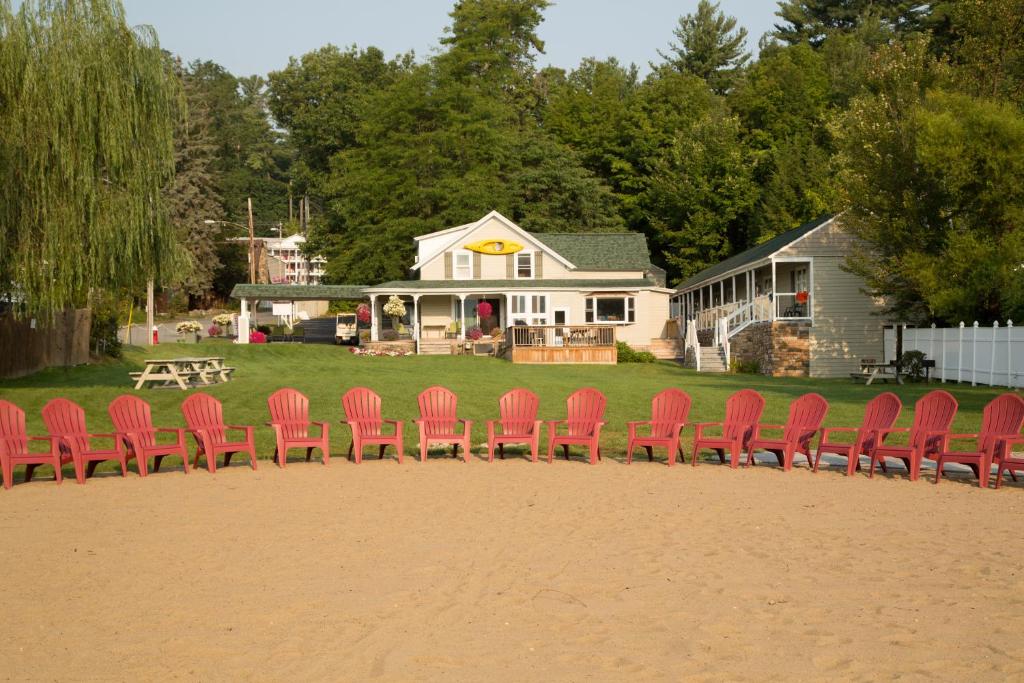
[105,0,782,77]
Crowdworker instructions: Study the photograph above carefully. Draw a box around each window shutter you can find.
[506,254,514,279]
[444,252,452,279]
[473,252,482,279]
[535,252,543,279]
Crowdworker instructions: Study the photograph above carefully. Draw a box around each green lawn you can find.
[0,341,1013,468]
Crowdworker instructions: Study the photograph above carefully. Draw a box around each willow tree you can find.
[0,0,183,318]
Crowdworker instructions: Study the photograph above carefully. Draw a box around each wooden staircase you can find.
[648,338,685,360]
[419,339,454,356]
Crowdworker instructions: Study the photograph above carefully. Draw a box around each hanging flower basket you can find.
[795,290,809,304]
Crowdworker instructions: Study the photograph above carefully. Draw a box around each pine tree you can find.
[773,1,930,46]
[657,0,750,93]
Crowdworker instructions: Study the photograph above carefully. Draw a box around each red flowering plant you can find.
[356,303,371,324]
[249,330,267,344]
[208,325,222,337]
[476,301,492,319]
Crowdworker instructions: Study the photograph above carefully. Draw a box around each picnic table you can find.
[852,360,903,386]
[131,357,235,390]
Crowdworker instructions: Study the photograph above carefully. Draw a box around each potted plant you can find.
[176,320,203,343]
[212,313,234,336]
[382,295,406,331]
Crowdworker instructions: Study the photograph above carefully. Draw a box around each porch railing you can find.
[507,325,615,348]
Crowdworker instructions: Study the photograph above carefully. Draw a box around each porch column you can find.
[731,275,736,305]
[369,294,379,342]
[412,294,421,355]
[770,261,777,319]
[237,298,250,344]
[501,293,509,330]
[458,294,467,341]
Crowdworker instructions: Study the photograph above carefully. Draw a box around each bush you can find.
[89,294,122,358]
[207,325,222,337]
[900,350,928,382]
[616,341,656,363]
[730,358,761,374]
[249,330,267,344]
[256,324,272,335]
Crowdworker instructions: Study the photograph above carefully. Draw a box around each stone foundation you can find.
[728,320,810,377]
[364,340,416,354]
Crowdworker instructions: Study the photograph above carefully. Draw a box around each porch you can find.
[503,325,616,364]
[672,259,812,336]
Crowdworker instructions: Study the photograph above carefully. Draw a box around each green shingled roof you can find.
[528,232,654,271]
[230,284,368,300]
[364,278,660,292]
[675,215,836,291]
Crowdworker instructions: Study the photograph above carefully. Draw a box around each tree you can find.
[164,62,225,306]
[657,0,749,93]
[834,40,1024,323]
[943,0,1024,105]
[773,1,931,46]
[0,0,183,318]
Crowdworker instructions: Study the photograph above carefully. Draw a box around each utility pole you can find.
[288,180,293,224]
[304,194,310,234]
[247,196,256,284]
[146,279,154,346]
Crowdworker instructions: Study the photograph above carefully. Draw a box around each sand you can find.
[1,452,1022,682]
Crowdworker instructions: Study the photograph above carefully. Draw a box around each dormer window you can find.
[454,250,472,279]
[516,251,534,279]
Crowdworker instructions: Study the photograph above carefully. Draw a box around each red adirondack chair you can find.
[868,389,958,481]
[487,388,541,462]
[747,393,829,470]
[934,393,1024,488]
[813,392,902,476]
[41,398,130,484]
[995,436,1024,489]
[626,389,692,466]
[1,400,63,489]
[341,387,404,464]
[546,388,607,465]
[691,389,765,468]
[415,386,473,462]
[266,388,330,467]
[108,394,189,476]
[181,393,257,473]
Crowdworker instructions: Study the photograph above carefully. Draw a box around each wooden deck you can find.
[504,325,616,365]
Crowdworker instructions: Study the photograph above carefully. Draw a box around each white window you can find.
[516,251,534,279]
[585,296,635,324]
[510,293,548,325]
[453,250,472,280]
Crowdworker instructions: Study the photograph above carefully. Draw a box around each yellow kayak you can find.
[464,239,523,255]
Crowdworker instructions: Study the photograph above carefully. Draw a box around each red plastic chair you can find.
[546,388,607,465]
[814,392,902,476]
[266,388,330,467]
[487,388,541,462]
[995,436,1024,488]
[415,386,473,463]
[747,393,829,470]
[934,393,1024,488]
[42,398,130,484]
[108,394,189,476]
[691,389,765,468]
[626,389,692,466]
[181,393,257,473]
[868,389,958,481]
[1,400,63,489]
[341,387,404,464]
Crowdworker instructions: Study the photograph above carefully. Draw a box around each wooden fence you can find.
[0,309,92,379]
[883,322,1023,388]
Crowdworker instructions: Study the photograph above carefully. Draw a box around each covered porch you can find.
[672,258,812,334]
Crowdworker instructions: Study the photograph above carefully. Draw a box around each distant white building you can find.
[229,234,326,285]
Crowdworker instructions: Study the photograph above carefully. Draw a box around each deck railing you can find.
[507,325,615,349]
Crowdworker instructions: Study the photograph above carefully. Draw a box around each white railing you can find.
[684,319,701,372]
[723,296,772,337]
[717,318,730,369]
[883,321,1023,388]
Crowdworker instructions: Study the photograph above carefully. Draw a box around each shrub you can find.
[730,358,761,374]
[249,330,267,344]
[616,341,656,363]
[900,350,928,382]
[89,293,122,358]
[207,325,222,337]
[256,324,272,335]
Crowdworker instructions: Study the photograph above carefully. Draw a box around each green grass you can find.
[0,341,1014,468]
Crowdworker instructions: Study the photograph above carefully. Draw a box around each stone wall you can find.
[728,320,811,377]
[729,322,772,374]
[770,320,811,377]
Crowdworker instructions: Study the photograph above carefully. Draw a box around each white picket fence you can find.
[883,322,1024,388]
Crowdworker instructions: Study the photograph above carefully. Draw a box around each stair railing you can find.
[718,317,731,369]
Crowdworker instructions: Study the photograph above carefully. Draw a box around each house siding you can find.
[777,219,885,378]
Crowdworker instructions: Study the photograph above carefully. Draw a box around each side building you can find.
[671,214,889,377]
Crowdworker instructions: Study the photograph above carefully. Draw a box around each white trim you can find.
[553,307,570,325]
[364,285,671,295]
[410,210,575,271]
[413,221,476,241]
[452,249,473,280]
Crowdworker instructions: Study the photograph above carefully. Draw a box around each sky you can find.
[105,0,782,77]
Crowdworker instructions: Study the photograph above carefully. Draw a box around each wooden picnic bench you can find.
[851,359,903,386]
[132,357,235,390]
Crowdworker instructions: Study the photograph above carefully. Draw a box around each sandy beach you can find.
[1,454,1022,681]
